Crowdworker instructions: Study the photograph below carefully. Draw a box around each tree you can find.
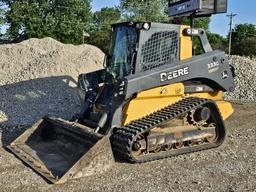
[0,5,5,36]
[2,0,92,44]
[207,32,228,52]
[93,7,120,28]
[86,7,121,53]
[120,0,169,22]
[231,23,256,56]
[194,17,211,31]
[50,0,92,44]
[0,8,4,25]
[5,1,51,41]
[239,37,256,57]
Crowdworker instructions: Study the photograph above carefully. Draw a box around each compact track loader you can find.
[8,0,235,184]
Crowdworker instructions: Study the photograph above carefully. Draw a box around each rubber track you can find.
[111,97,226,163]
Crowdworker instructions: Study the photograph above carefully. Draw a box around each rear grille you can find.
[140,30,179,71]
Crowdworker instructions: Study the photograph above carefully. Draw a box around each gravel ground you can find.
[0,103,255,192]
[225,56,256,102]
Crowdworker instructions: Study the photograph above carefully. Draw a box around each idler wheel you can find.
[194,107,211,122]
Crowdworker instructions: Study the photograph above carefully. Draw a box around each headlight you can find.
[143,23,150,30]
[135,22,151,30]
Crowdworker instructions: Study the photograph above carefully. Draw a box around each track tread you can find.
[111,97,226,163]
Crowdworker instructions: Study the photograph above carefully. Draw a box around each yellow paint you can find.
[215,101,234,120]
[123,83,185,125]
[187,91,223,100]
[122,27,233,125]
[122,83,234,125]
[187,92,234,120]
[180,25,192,60]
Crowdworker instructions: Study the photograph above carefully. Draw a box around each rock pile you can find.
[0,37,104,126]
[0,37,255,127]
[225,56,256,102]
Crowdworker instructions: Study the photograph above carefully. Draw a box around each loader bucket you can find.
[7,117,114,184]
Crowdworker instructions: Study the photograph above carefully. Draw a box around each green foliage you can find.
[173,17,211,55]
[0,5,5,36]
[194,31,228,55]
[50,0,92,44]
[194,17,211,31]
[172,17,211,31]
[120,0,169,22]
[86,7,121,53]
[232,23,256,44]
[0,7,4,25]
[93,7,120,27]
[207,32,228,52]
[231,23,256,56]
[2,0,92,44]
[238,37,256,57]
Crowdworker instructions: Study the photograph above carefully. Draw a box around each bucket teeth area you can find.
[7,118,114,184]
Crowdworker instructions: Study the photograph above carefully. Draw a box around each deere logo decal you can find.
[160,67,190,82]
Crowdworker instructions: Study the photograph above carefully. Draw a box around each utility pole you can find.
[227,13,237,57]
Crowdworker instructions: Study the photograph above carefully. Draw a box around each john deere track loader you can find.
[7,0,235,184]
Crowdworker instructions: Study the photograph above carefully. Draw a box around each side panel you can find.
[125,51,235,99]
[123,83,233,125]
[215,101,234,120]
[123,83,185,125]
[187,91,234,119]
[180,25,192,60]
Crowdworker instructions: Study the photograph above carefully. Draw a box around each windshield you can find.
[106,26,138,82]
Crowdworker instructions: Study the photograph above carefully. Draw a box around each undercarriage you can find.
[111,97,225,162]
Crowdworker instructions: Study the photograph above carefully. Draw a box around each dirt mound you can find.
[0,37,104,126]
[225,56,256,102]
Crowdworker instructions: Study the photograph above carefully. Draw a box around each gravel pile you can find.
[0,37,104,126]
[225,56,256,102]
[0,39,255,127]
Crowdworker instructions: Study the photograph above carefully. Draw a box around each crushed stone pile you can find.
[0,37,104,126]
[225,56,256,102]
[0,39,255,127]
